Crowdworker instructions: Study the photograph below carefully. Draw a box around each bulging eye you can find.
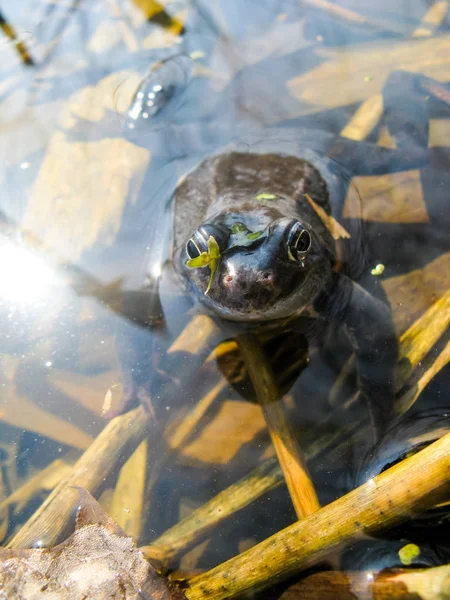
[186,237,202,259]
[287,222,311,262]
[185,224,229,260]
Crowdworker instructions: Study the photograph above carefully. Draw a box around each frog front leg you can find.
[314,272,398,438]
[112,282,166,419]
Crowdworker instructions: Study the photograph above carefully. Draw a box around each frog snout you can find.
[222,270,275,292]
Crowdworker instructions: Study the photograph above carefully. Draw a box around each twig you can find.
[340,94,383,141]
[397,288,450,388]
[185,431,450,599]
[237,334,320,519]
[167,379,227,450]
[8,406,148,548]
[141,458,281,564]
[0,10,34,65]
[279,565,450,599]
[168,315,222,357]
[396,339,450,414]
[142,315,225,513]
[110,440,148,543]
[0,460,72,536]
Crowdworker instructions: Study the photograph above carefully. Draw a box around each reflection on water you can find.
[0,0,450,597]
[125,55,194,131]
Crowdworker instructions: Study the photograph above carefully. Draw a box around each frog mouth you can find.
[203,270,289,319]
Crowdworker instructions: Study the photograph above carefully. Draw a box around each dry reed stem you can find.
[110,440,148,542]
[237,334,321,519]
[8,406,148,548]
[168,315,221,357]
[0,460,71,524]
[141,458,281,564]
[396,339,450,414]
[397,289,450,389]
[167,379,227,450]
[185,431,450,599]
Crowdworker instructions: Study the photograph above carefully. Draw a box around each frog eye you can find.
[186,224,229,260]
[287,222,311,262]
[186,237,202,259]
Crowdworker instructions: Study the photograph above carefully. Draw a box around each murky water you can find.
[0,0,450,597]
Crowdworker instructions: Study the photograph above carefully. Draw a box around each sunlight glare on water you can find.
[0,237,62,307]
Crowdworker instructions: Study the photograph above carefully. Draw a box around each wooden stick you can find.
[140,458,281,564]
[0,11,34,65]
[143,377,227,531]
[167,379,227,450]
[237,334,320,519]
[397,288,450,389]
[8,406,148,548]
[340,94,383,141]
[396,339,450,414]
[185,432,450,599]
[168,314,222,357]
[0,460,71,524]
[279,565,450,599]
[110,439,148,543]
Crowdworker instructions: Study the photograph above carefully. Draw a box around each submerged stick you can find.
[397,288,450,389]
[168,315,221,357]
[279,565,450,599]
[167,379,227,450]
[340,94,383,142]
[0,460,72,542]
[185,431,450,599]
[396,339,450,414]
[8,406,148,548]
[110,439,148,543]
[141,458,281,564]
[237,334,320,519]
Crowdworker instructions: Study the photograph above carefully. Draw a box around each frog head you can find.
[179,205,333,322]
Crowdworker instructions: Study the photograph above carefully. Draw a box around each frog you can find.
[111,131,396,438]
[172,143,398,436]
[111,68,450,440]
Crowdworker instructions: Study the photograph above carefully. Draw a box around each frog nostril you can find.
[223,274,234,289]
[260,272,274,286]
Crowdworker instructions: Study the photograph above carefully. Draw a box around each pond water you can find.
[0,0,450,597]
